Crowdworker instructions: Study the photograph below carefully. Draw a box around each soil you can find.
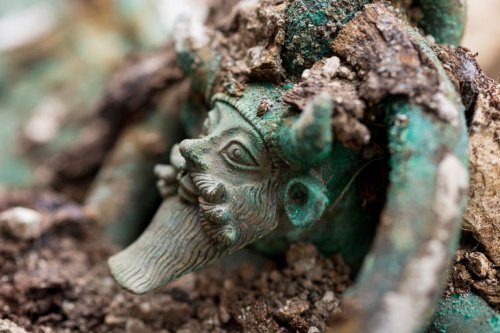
[0,195,351,333]
[435,43,500,307]
[446,249,500,310]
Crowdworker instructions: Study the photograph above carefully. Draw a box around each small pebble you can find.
[321,291,335,303]
[0,319,28,333]
[466,252,491,278]
[104,314,124,326]
[125,318,150,333]
[0,207,43,240]
[219,305,231,323]
[139,302,152,314]
[308,326,320,333]
[276,298,310,319]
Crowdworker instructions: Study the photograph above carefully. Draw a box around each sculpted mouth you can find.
[155,165,224,206]
[162,143,226,205]
[191,172,226,204]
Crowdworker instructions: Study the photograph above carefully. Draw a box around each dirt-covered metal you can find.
[107,1,500,332]
[1,0,495,332]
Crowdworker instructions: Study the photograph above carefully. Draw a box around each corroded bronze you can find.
[106,2,500,333]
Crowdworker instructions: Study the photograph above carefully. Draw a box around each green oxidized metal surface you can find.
[339,100,468,331]
[282,0,370,76]
[282,0,467,76]
[429,293,500,333]
[107,3,477,330]
[416,0,467,46]
[52,0,487,331]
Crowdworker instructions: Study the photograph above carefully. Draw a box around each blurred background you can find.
[462,0,500,80]
[0,0,208,186]
[0,0,498,187]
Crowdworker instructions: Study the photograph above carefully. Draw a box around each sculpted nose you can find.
[179,139,206,169]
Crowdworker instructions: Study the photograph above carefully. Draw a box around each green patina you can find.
[430,293,500,333]
[307,143,377,270]
[282,0,370,76]
[253,139,375,269]
[3,0,496,331]
[106,1,494,331]
[282,0,467,75]
[415,0,466,46]
[353,99,464,292]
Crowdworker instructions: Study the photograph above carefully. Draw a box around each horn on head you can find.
[279,93,334,168]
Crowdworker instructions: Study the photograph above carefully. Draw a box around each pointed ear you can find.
[284,175,329,230]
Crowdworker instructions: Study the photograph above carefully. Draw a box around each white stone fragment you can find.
[308,327,320,333]
[321,56,340,78]
[0,207,43,240]
[321,291,335,303]
[0,319,28,333]
[301,56,340,80]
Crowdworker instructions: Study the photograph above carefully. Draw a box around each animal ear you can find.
[284,175,329,230]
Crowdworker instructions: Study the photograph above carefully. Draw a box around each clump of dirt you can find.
[221,244,351,333]
[0,218,114,332]
[214,0,288,94]
[0,194,351,333]
[388,0,423,27]
[284,56,370,149]
[446,249,500,310]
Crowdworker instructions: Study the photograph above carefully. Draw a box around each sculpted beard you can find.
[192,172,279,248]
[108,196,225,293]
[109,162,281,294]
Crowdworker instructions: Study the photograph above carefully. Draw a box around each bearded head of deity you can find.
[108,85,335,294]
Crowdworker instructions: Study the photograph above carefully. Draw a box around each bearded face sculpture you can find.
[178,100,279,248]
[108,86,335,294]
[109,103,273,293]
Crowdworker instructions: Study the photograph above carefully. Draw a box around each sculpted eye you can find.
[221,141,259,169]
